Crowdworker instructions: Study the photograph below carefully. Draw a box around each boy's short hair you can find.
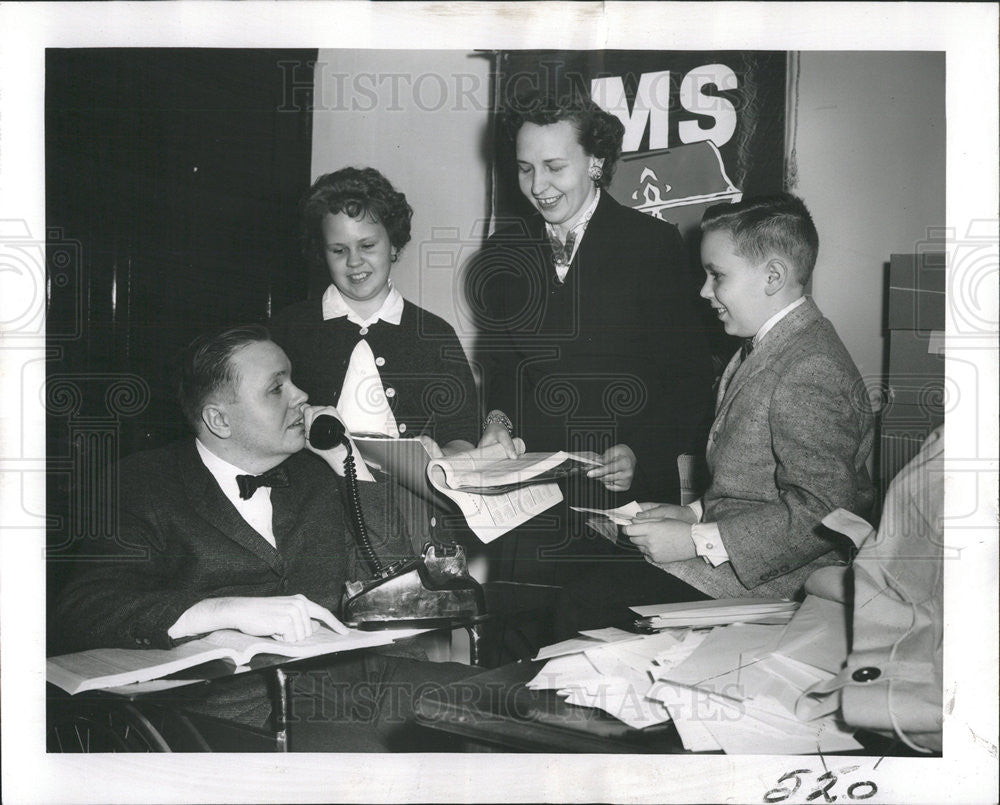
[176,324,272,432]
[701,193,819,285]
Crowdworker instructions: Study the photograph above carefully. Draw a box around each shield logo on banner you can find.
[607,140,742,235]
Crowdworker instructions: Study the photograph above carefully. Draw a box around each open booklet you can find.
[47,626,402,695]
[353,436,599,543]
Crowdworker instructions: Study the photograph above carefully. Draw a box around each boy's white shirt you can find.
[688,294,807,566]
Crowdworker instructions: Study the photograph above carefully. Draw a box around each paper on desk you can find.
[582,648,651,685]
[569,501,642,525]
[693,652,832,718]
[655,623,784,697]
[593,631,685,674]
[654,629,710,672]
[631,598,797,618]
[651,682,724,751]
[708,705,861,754]
[561,686,671,730]
[718,693,862,753]
[534,632,681,685]
[650,680,861,754]
[553,647,671,729]
[530,633,676,729]
[526,652,601,690]
[534,628,642,661]
[646,611,796,629]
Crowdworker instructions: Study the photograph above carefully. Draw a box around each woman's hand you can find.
[478,422,524,459]
[622,517,697,564]
[634,502,698,525]
[586,443,636,492]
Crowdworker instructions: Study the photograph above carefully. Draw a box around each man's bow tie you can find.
[236,466,289,500]
[739,338,755,362]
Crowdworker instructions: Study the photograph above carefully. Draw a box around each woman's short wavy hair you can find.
[502,90,626,187]
[301,167,413,269]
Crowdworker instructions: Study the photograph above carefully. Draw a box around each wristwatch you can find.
[482,409,514,435]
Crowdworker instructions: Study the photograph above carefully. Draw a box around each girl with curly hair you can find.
[271,167,478,455]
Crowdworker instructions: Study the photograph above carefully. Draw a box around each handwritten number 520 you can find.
[764,768,878,802]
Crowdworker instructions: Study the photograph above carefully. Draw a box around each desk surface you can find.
[415,660,932,756]
[414,659,689,753]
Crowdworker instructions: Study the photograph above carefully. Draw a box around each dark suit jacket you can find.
[475,192,715,503]
[660,297,875,599]
[52,439,416,654]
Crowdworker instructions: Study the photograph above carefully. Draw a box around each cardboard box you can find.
[886,329,946,410]
[887,252,946,330]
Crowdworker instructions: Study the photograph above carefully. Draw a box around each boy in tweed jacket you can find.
[624,194,874,600]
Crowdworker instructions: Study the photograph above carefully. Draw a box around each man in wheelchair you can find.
[49,324,474,751]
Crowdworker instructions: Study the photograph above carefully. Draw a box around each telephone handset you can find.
[308,415,485,629]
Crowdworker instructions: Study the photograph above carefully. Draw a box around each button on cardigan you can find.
[271,297,479,446]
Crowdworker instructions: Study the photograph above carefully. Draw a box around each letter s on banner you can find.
[679,63,738,147]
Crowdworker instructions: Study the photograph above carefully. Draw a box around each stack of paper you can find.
[631,598,799,629]
[528,628,701,730]
[648,617,860,754]
[526,595,858,754]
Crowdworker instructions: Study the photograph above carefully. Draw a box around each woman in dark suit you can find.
[473,91,715,616]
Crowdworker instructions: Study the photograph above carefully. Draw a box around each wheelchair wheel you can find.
[47,699,211,752]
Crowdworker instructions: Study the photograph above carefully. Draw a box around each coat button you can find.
[385,387,396,398]
[398,423,407,433]
[375,356,385,367]
[852,666,881,682]
[359,326,369,336]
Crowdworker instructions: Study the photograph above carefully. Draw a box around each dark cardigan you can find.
[271,297,479,446]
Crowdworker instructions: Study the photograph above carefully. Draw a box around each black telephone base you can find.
[342,542,486,627]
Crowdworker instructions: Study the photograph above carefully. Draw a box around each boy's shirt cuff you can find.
[691,521,730,566]
[687,498,704,521]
